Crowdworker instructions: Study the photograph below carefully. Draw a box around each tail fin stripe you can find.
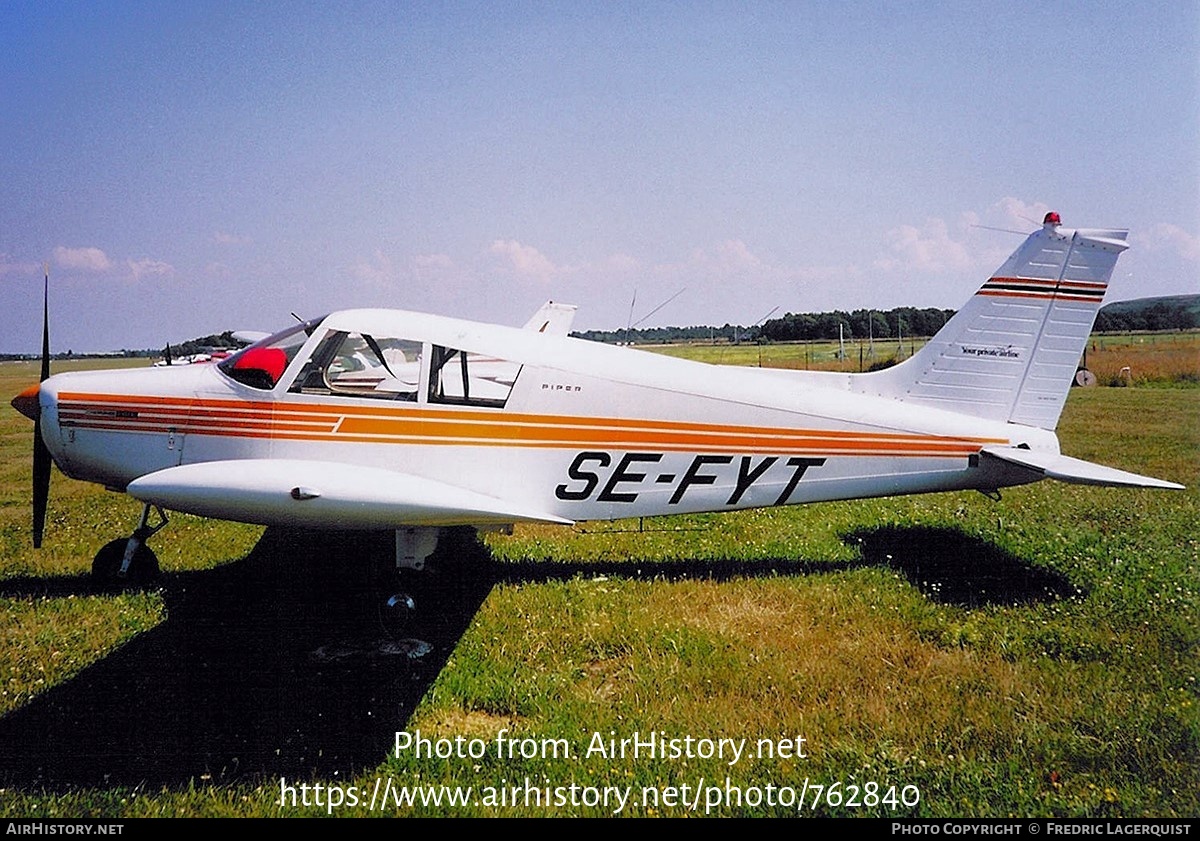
[977,289,1105,302]
[985,276,1109,290]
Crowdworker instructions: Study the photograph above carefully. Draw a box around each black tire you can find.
[92,539,160,591]
[378,589,417,638]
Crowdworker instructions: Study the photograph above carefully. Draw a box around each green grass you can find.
[0,356,1196,817]
[644,338,929,372]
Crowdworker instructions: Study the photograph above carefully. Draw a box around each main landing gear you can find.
[376,526,439,637]
[91,504,167,590]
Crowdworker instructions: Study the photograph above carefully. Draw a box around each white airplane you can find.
[10,213,1183,597]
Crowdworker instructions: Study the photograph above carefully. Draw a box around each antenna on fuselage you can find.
[969,223,1029,236]
[620,286,688,344]
[630,286,687,329]
[751,305,779,365]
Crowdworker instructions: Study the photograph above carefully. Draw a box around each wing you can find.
[125,459,574,528]
[980,446,1184,490]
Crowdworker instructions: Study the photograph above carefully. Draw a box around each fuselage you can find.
[34,308,1054,528]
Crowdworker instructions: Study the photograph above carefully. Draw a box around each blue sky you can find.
[1,1,1197,352]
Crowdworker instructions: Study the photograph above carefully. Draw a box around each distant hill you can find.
[1095,294,1199,332]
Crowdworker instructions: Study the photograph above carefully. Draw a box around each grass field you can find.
[0,345,1196,817]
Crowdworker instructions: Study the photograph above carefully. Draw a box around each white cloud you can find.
[347,251,460,289]
[874,217,973,273]
[792,263,863,285]
[1142,223,1200,262]
[693,239,763,273]
[126,258,174,281]
[0,253,40,278]
[213,231,252,245]
[205,262,233,279]
[53,246,111,272]
[651,239,770,281]
[413,253,454,271]
[488,239,558,282]
[603,252,641,274]
[349,249,396,285]
[993,197,1052,231]
[870,198,1053,278]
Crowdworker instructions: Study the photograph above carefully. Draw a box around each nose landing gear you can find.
[91,504,167,591]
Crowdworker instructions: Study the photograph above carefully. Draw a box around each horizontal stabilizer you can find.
[127,459,574,528]
[980,446,1184,490]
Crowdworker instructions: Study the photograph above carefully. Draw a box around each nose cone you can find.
[11,383,40,421]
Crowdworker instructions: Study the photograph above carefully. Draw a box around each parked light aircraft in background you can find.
[10,215,1182,599]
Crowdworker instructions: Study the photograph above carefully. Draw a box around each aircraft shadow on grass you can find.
[842,524,1080,608]
[0,522,1075,790]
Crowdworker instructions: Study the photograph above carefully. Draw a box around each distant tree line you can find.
[1094,302,1196,333]
[758,307,954,342]
[166,331,242,357]
[572,324,751,344]
[0,331,247,362]
[572,307,955,345]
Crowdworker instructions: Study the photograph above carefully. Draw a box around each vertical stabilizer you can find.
[522,301,578,336]
[865,215,1128,429]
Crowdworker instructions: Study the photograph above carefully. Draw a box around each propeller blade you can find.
[33,422,50,548]
[32,267,50,548]
[40,268,50,382]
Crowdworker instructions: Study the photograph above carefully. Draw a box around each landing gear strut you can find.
[91,504,167,590]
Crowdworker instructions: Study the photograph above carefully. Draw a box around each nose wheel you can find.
[91,504,166,591]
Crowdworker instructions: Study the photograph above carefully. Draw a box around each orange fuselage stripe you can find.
[57,392,1007,456]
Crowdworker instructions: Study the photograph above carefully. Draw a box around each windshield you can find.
[218,315,327,390]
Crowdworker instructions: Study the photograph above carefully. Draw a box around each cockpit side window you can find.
[428,345,521,408]
[289,331,423,401]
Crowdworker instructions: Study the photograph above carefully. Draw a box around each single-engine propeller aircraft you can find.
[10,214,1183,599]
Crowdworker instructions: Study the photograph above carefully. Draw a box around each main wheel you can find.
[92,539,160,591]
[378,589,417,638]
